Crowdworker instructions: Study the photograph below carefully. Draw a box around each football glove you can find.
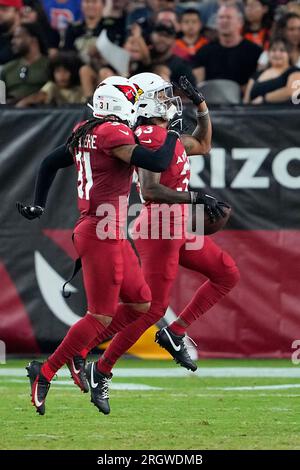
[190,192,230,223]
[16,202,44,220]
[168,117,183,134]
[176,76,205,106]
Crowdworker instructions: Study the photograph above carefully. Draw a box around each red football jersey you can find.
[73,120,136,237]
[134,125,190,238]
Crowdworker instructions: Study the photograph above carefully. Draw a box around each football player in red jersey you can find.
[17,76,181,415]
[72,73,240,414]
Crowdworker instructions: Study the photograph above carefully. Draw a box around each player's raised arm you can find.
[111,130,179,173]
[177,76,212,156]
[16,144,74,220]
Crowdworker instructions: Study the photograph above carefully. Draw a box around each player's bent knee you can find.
[211,252,240,292]
[128,302,151,313]
[87,311,113,327]
[222,253,240,287]
[220,264,240,291]
[224,266,240,289]
[145,301,166,323]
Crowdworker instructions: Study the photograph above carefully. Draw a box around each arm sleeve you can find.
[130,132,178,173]
[34,144,74,207]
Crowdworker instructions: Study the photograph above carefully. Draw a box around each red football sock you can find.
[79,304,139,358]
[41,314,106,381]
[97,303,164,375]
[169,321,186,336]
[40,361,55,382]
[170,269,240,335]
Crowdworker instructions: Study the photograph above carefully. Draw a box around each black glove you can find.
[190,192,230,223]
[168,117,183,134]
[167,129,180,139]
[176,75,205,106]
[16,202,44,220]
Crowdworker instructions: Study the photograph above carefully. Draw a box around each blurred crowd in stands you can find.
[0,0,300,106]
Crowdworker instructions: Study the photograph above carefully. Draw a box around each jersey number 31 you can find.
[75,151,93,200]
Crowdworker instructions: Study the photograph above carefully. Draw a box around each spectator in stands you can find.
[157,0,176,9]
[203,9,219,42]
[126,0,177,41]
[276,11,300,64]
[21,0,60,56]
[0,0,21,65]
[199,0,243,27]
[124,22,151,75]
[63,0,127,64]
[79,19,150,100]
[98,64,117,81]
[244,36,300,103]
[101,0,128,46]
[76,0,129,100]
[173,8,208,62]
[63,0,104,64]
[128,0,177,24]
[79,60,116,99]
[0,22,49,104]
[150,63,171,81]
[286,1,300,17]
[79,21,150,91]
[150,21,196,84]
[258,12,300,67]
[156,7,180,32]
[42,0,82,33]
[243,0,273,48]
[193,4,262,89]
[15,51,84,105]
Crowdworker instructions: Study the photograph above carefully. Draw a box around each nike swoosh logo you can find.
[164,328,181,352]
[71,359,80,375]
[34,381,44,408]
[91,363,98,388]
[140,139,152,144]
[119,130,129,135]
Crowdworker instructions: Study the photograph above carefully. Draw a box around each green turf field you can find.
[1,358,300,450]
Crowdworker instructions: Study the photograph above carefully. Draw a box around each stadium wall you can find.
[0,105,299,358]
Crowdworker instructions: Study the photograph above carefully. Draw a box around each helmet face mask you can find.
[88,76,139,128]
[154,86,182,120]
[130,72,182,122]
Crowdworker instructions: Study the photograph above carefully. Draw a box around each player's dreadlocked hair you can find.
[68,115,125,154]
[68,118,103,155]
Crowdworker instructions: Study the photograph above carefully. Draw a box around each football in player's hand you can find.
[204,205,231,235]
[188,204,231,235]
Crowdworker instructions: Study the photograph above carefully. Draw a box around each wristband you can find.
[196,109,209,118]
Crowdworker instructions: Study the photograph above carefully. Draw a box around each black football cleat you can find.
[86,362,112,415]
[155,327,198,372]
[26,361,51,415]
[67,356,89,393]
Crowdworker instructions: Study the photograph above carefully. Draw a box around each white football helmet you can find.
[129,72,182,121]
[88,76,139,127]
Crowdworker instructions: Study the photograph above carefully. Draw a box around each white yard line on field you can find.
[3,378,162,391]
[1,367,300,378]
[207,384,300,391]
